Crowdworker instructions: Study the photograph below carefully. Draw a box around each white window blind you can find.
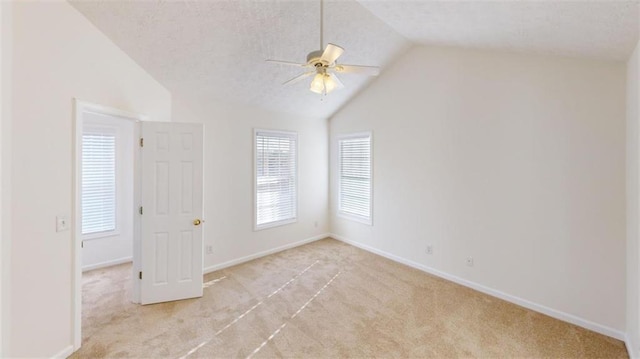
[255,130,297,229]
[338,134,372,224]
[82,133,117,235]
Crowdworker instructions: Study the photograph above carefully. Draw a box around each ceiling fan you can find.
[266,0,380,95]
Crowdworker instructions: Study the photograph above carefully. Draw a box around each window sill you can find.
[254,218,297,231]
[337,212,372,226]
[82,230,120,241]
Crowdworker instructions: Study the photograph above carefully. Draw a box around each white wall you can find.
[81,113,135,272]
[628,37,640,358]
[0,2,11,356]
[172,95,329,272]
[9,2,171,357]
[1,3,3,352]
[330,45,626,337]
[0,2,6,356]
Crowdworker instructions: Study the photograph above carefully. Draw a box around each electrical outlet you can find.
[466,257,474,267]
[56,215,70,232]
[426,245,433,255]
[314,221,318,228]
[206,245,213,255]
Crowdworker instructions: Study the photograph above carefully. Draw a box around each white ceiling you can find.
[358,0,639,61]
[70,0,410,119]
[70,0,638,119]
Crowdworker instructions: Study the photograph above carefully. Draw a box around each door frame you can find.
[72,99,147,351]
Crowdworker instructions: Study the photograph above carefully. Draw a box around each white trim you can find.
[337,212,372,226]
[51,345,74,359]
[72,99,146,352]
[627,334,638,359]
[75,100,149,123]
[0,3,12,356]
[82,231,120,242]
[254,218,297,231]
[131,121,142,305]
[330,233,626,341]
[335,131,373,226]
[82,257,133,272]
[253,128,299,231]
[204,233,329,274]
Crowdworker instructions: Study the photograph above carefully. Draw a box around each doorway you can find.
[72,100,145,350]
[81,110,135,271]
[72,101,205,352]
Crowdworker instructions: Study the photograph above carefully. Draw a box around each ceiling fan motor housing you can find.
[307,50,330,67]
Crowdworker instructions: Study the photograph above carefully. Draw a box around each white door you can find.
[140,122,204,305]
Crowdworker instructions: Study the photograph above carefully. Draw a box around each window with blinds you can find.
[255,130,297,229]
[338,133,372,225]
[82,133,117,235]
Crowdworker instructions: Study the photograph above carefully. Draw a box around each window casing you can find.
[338,132,372,225]
[82,130,118,237]
[255,129,298,230]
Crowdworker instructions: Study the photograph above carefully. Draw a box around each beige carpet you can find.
[71,238,627,358]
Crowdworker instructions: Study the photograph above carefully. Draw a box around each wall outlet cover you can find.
[466,257,474,267]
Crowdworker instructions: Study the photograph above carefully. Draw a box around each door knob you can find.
[193,219,202,226]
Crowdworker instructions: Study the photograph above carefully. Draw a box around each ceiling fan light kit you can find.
[310,73,337,94]
[266,0,380,96]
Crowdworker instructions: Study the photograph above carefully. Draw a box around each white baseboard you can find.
[330,233,626,341]
[82,257,132,272]
[52,344,74,359]
[627,334,638,359]
[203,233,330,274]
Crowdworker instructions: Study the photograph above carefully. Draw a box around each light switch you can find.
[56,215,70,232]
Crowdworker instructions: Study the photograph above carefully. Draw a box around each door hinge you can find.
[139,271,142,280]
[139,138,144,147]
[81,241,84,249]
[139,206,143,215]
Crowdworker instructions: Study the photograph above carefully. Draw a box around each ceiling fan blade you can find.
[334,64,380,76]
[320,43,344,64]
[283,71,315,85]
[266,59,309,67]
[329,73,344,89]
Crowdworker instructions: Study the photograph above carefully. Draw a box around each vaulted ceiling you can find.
[71,0,638,119]
[359,0,638,61]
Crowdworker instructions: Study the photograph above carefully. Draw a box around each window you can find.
[255,130,297,229]
[338,133,372,225]
[82,132,117,236]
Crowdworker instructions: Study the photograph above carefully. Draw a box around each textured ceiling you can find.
[71,0,638,119]
[70,0,410,119]
[358,0,639,61]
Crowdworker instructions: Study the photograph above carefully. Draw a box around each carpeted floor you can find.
[70,238,627,358]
